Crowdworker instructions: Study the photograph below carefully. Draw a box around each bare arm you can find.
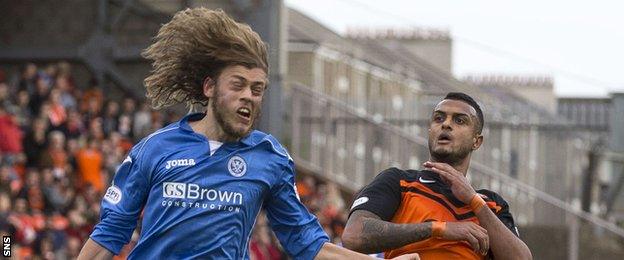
[342,210,432,254]
[315,242,419,260]
[77,238,114,260]
[425,161,532,260]
[475,205,532,260]
[342,209,489,255]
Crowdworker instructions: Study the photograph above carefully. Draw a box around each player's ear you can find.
[472,134,483,150]
[203,77,216,98]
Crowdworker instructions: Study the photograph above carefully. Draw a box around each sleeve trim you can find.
[89,235,121,255]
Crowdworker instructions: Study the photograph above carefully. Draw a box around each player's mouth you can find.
[236,107,252,124]
[437,132,452,144]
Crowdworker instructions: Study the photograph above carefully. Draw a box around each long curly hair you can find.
[142,8,268,109]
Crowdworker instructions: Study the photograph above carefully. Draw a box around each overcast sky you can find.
[286,0,624,98]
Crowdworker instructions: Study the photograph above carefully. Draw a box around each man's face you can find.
[428,99,482,164]
[208,65,267,140]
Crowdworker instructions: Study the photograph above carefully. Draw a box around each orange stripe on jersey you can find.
[385,180,487,259]
[399,180,474,218]
[486,201,502,213]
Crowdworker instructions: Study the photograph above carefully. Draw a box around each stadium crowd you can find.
[0,62,350,260]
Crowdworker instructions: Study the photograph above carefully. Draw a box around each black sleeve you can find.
[348,168,402,221]
[477,189,520,237]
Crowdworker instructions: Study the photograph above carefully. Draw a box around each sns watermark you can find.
[2,236,10,257]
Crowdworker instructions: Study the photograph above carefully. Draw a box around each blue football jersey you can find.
[90,113,329,259]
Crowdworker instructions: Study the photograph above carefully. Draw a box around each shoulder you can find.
[476,189,511,214]
[476,189,508,204]
[379,167,406,177]
[367,167,409,185]
[246,130,293,163]
[377,167,423,181]
[131,122,182,159]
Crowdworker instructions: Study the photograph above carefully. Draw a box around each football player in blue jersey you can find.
[77,7,418,260]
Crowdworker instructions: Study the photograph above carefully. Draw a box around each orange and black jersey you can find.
[349,167,519,259]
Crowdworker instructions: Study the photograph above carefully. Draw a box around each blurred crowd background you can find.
[0,62,325,259]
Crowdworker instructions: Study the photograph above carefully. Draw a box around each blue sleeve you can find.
[264,159,329,259]
[90,143,151,255]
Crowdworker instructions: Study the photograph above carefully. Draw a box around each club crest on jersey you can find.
[228,155,247,177]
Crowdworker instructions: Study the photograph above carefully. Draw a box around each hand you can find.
[423,161,475,204]
[389,253,420,260]
[442,221,489,256]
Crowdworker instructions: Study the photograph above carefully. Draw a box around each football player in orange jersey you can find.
[342,92,531,260]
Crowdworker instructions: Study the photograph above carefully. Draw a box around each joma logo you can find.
[165,159,196,169]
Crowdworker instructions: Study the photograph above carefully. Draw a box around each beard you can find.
[211,87,261,140]
[428,139,472,166]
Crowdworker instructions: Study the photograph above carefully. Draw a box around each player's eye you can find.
[251,86,264,96]
[433,114,444,122]
[232,81,244,89]
[454,117,465,124]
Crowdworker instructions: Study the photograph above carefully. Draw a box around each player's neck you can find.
[430,155,471,176]
[190,109,239,143]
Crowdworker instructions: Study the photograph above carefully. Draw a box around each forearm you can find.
[343,211,432,254]
[77,238,114,260]
[315,242,375,259]
[476,209,532,260]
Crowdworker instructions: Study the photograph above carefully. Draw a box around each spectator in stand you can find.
[297,176,316,199]
[48,88,68,130]
[0,192,13,227]
[132,102,152,140]
[102,132,129,181]
[66,109,86,139]
[88,117,106,141]
[117,113,133,138]
[75,138,105,193]
[23,117,49,167]
[55,74,77,110]
[67,236,83,259]
[30,74,51,116]
[9,198,39,247]
[122,98,136,116]
[15,90,33,127]
[18,63,38,94]
[66,195,96,241]
[102,100,120,136]
[41,168,69,213]
[18,169,46,213]
[39,131,68,176]
[43,64,59,81]
[81,79,104,121]
[249,212,286,260]
[0,164,20,195]
[0,81,12,109]
[34,232,56,259]
[0,106,24,159]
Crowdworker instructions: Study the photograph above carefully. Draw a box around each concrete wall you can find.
[391,38,453,75]
[463,75,557,114]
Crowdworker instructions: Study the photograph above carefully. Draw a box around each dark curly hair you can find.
[142,8,268,109]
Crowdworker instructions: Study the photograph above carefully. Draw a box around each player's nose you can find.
[441,117,452,130]
[239,87,253,101]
